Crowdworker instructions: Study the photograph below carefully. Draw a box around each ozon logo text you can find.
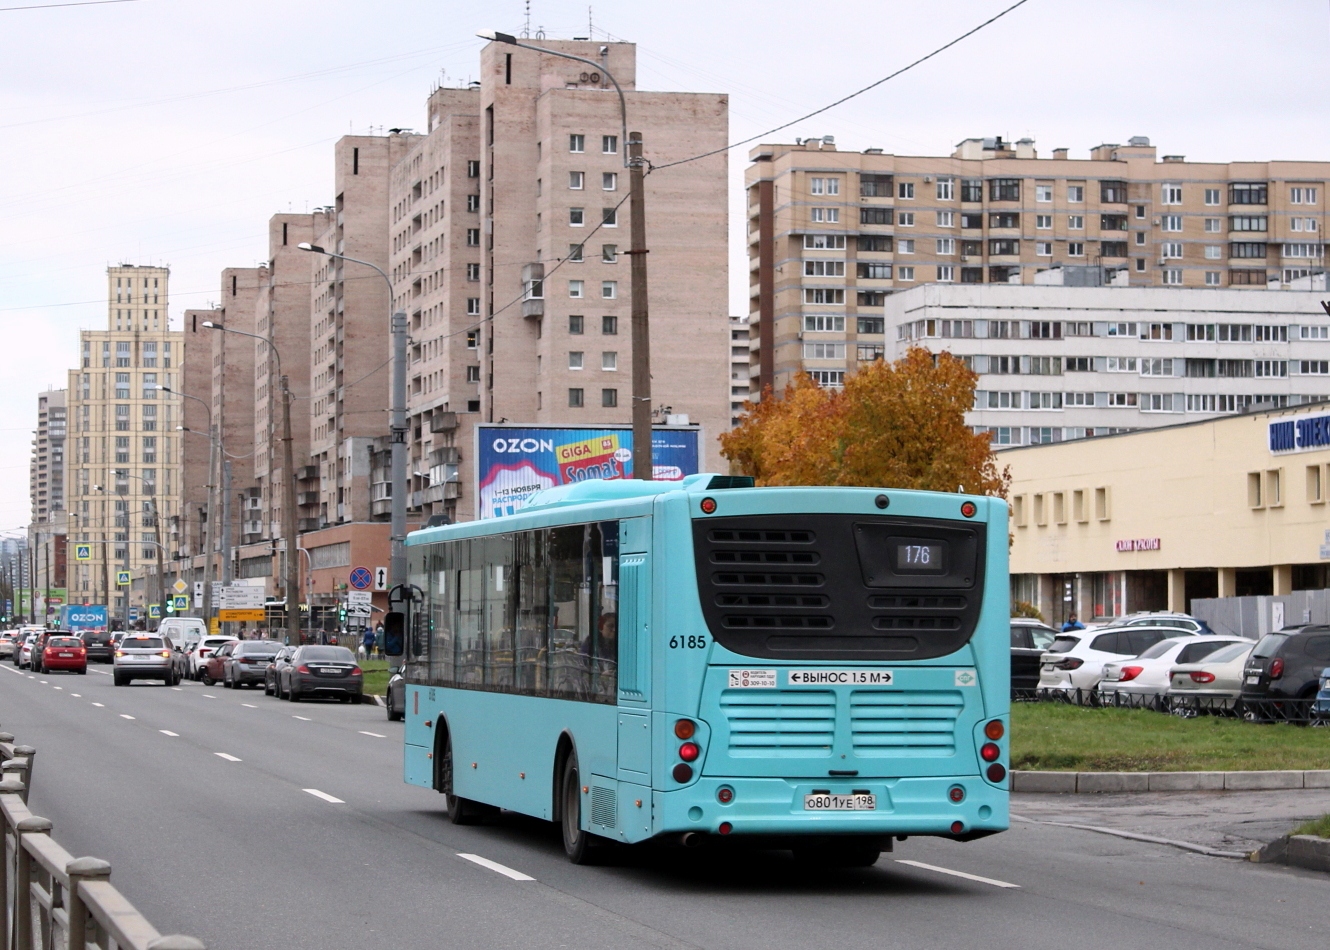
[491,438,554,454]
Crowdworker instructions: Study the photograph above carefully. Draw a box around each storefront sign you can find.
[1115,537,1161,552]
[475,425,700,519]
[1269,414,1330,455]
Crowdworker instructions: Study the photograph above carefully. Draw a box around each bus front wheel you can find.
[560,753,594,864]
[442,734,483,825]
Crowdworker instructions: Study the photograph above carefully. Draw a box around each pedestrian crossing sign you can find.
[74,544,92,561]
[173,596,189,611]
[116,571,131,586]
[148,604,161,619]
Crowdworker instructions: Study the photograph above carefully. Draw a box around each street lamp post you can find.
[296,243,409,593]
[199,322,300,646]
[477,31,653,480]
[160,385,216,626]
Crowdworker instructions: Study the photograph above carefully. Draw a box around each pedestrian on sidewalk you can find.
[361,625,375,661]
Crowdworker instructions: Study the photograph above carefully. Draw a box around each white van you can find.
[158,617,207,655]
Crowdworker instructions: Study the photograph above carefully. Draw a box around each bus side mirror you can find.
[383,612,405,657]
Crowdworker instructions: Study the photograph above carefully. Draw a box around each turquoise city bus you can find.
[401,474,1009,864]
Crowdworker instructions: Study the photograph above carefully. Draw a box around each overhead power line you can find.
[650,0,1033,171]
[0,0,137,11]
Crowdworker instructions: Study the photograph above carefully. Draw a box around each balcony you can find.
[429,412,458,433]
[297,518,321,532]
[297,491,320,506]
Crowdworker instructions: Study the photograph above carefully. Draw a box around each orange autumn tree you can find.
[721,347,1009,498]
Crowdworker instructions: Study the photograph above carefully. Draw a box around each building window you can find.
[1204,188,1220,205]
[1102,241,1128,257]
[936,210,954,228]
[990,212,1019,229]
[809,177,840,195]
[1161,184,1183,205]
[1204,246,1222,260]
[807,370,844,388]
[466,330,479,348]
[1230,215,1267,232]
[602,315,618,335]
[569,134,585,153]
[603,172,617,191]
[569,315,584,334]
[1301,325,1330,340]
[1068,215,1084,230]
[602,244,618,263]
[115,373,130,399]
[803,288,845,304]
[935,238,955,255]
[898,181,914,199]
[466,228,480,246]
[803,315,845,332]
[805,234,847,249]
[567,244,584,262]
[569,280,584,298]
[1162,242,1184,258]
[897,266,915,282]
[601,281,617,299]
[1255,360,1288,378]
[1035,184,1052,202]
[1036,214,1052,229]
[115,437,129,464]
[569,207,585,226]
[1230,242,1268,259]
[602,135,618,154]
[602,207,618,227]
[466,297,480,315]
[601,351,617,371]
[989,239,1019,256]
[937,265,954,282]
[989,178,1020,201]
[897,211,914,226]
[1284,243,1323,259]
[810,207,840,223]
[806,260,845,277]
[466,365,481,383]
[1299,360,1330,375]
[568,388,584,407]
[860,174,892,197]
[1205,271,1221,286]
[1064,242,1083,257]
[935,178,954,201]
[1291,218,1318,232]
[601,388,618,407]
[1101,180,1128,203]
[466,194,480,212]
[569,171,584,190]
[857,316,885,335]
[467,262,481,280]
[1161,215,1183,232]
[898,239,915,254]
[1036,241,1052,256]
[1229,182,1268,205]
[860,208,893,226]
[467,160,480,178]
[569,351,584,370]
[857,344,885,362]
[1291,186,1319,205]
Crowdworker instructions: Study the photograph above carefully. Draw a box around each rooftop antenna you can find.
[588,5,592,36]
[521,0,531,38]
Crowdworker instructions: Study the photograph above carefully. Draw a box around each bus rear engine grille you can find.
[722,615,833,629]
[721,689,835,755]
[869,595,967,610]
[871,616,962,631]
[708,529,815,544]
[716,593,829,608]
[851,689,962,756]
[711,549,819,565]
[712,572,822,587]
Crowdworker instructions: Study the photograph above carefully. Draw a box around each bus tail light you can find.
[960,501,977,518]
[950,821,964,835]
[678,742,700,762]
[718,822,732,835]
[986,763,1006,783]
[672,763,693,783]
[717,786,734,804]
[980,742,1000,762]
[674,719,696,739]
[984,720,1004,740]
[948,785,965,803]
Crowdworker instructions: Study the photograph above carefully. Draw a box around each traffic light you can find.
[165,599,175,614]
[338,603,347,624]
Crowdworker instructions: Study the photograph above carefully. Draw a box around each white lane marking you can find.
[359,731,386,738]
[70,693,80,698]
[120,714,135,720]
[160,730,178,737]
[303,788,344,804]
[292,715,310,721]
[214,753,241,762]
[39,680,48,684]
[457,853,535,882]
[170,687,182,691]
[90,669,111,675]
[53,686,62,690]
[0,665,20,675]
[202,694,216,699]
[241,703,256,708]
[91,702,105,707]
[894,860,1020,889]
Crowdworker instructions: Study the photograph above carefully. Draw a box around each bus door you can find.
[614,537,652,840]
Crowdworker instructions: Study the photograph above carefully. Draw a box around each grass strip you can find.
[1011,702,1330,772]
[1293,814,1330,838]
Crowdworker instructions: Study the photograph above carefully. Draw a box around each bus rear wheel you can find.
[560,753,594,864]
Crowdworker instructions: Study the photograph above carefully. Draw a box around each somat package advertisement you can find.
[475,425,700,518]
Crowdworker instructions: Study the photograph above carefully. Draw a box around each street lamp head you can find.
[201,320,220,330]
[296,243,326,254]
[477,29,518,44]
[154,384,170,392]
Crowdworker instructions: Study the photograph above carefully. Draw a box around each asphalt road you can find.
[1,661,1328,950]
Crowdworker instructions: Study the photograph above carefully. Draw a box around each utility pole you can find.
[281,374,299,646]
[28,543,35,625]
[628,132,653,480]
[151,497,164,630]
[43,534,50,628]
[220,459,233,637]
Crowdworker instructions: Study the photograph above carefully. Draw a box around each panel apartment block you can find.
[884,284,1330,447]
[30,388,66,525]
[304,134,418,530]
[389,86,480,523]
[477,39,730,474]
[66,265,182,609]
[746,135,1330,396]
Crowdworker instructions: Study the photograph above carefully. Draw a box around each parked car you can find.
[199,641,236,686]
[385,669,404,721]
[113,634,176,686]
[78,630,115,663]
[222,640,281,688]
[29,631,57,673]
[1097,613,1215,635]
[17,634,37,668]
[1098,636,1244,704]
[1011,619,1059,694]
[1038,625,1199,695]
[187,636,237,680]
[1241,626,1330,710]
[0,632,16,658]
[1315,667,1330,722]
[1167,640,1256,713]
[263,646,297,697]
[278,645,363,703]
[39,635,87,674]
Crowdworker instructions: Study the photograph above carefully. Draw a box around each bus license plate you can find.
[804,793,875,811]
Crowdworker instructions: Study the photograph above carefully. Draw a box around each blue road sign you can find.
[349,567,373,591]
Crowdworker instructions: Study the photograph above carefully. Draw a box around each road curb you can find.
[1251,834,1330,872]
[1012,769,1330,793]
[363,694,385,707]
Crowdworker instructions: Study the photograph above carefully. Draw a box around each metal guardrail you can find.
[1013,687,1326,724]
[0,730,204,950]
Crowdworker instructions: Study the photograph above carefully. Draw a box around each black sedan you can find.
[1011,619,1059,695]
[279,645,363,703]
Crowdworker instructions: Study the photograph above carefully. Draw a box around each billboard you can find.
[61,604,108,632]
[475,424,701,519]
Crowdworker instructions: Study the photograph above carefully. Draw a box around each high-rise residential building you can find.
[389,40,730,522]
[729,316,750,428]
[179,309,215,561]
[30,388,66,524]
[66,265,183,613]
[884,283,1330,447]
[746,134,1330,396]
[212,267,261,563]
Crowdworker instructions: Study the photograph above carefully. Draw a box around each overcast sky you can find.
[2,0,1328,533]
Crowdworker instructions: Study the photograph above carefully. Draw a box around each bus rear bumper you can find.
[653,774,1008,839]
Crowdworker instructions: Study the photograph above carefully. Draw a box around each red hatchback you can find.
[41,636,87,674]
